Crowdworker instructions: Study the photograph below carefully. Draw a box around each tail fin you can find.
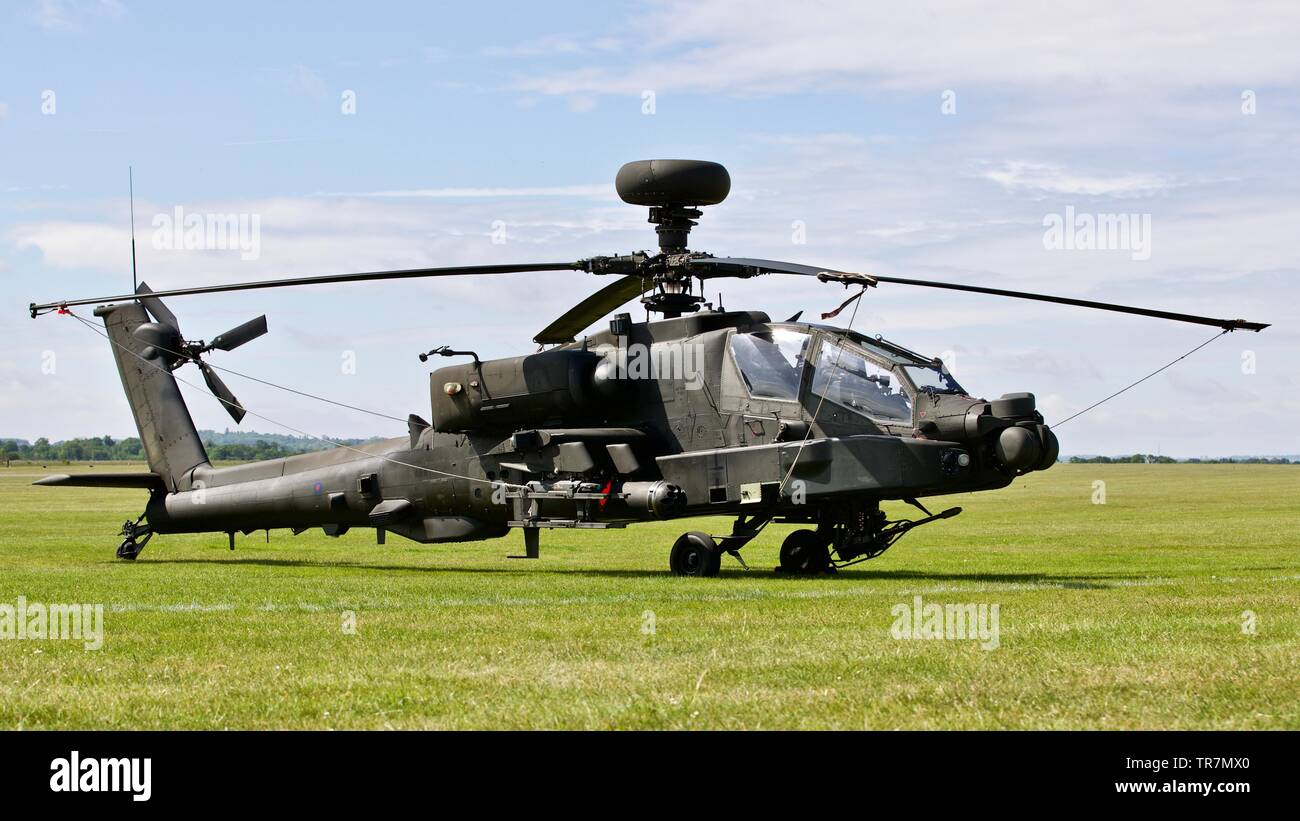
[95,301,209,492]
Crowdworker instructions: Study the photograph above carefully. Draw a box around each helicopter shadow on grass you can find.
[122,556,674,580]
[123,557,1145,588]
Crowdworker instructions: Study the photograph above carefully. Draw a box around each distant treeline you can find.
[1067,454,1296,464]
[1,432,374,464]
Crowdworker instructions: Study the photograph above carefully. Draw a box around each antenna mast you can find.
[129,167,138,293]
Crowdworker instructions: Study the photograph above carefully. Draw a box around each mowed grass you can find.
[0,461,1296,729]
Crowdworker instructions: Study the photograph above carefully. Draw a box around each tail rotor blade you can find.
[210,315,268,351]
[136,282,181,331]
[197,361,246,424]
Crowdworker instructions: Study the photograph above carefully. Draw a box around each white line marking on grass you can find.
[109,602,234,612]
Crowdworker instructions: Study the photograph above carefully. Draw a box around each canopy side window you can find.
[810,341,913,424]
[728,329,811,402]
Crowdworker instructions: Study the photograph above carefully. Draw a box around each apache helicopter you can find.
[29,160,1268,576]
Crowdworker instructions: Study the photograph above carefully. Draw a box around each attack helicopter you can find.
[28,160,1268,576]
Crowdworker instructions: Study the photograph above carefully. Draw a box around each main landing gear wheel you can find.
[670,531,722,577]
[779,529,831,574]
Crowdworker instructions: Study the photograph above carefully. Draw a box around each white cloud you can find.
[260,64,329,100]
[28,0,73,30]
[973,161,1173,197]
[5,195,645,303]
[483,34,588,58]
[10,221,126,270]
[330,184,613,199]
[513,1,1300,97]
[566,95,598,113]
[26,0,124,31]
[222,136,339,147]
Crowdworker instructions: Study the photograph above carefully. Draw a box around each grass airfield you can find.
[0,461,1296,730]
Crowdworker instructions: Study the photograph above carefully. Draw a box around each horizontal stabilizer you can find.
[34,472,164,490]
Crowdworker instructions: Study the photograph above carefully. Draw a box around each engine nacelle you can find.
[429,349,603,433]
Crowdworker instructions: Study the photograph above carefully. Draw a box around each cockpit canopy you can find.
[727,326,965,426]
[727,329,808,401]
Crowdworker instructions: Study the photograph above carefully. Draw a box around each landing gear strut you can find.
[775,501,962,573]
[818,500,962,569]
[116,514,153,561]
[669,513,771,576]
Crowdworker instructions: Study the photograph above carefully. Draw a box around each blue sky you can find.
[2,0,1297,456]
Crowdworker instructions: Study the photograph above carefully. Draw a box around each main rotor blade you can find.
[210,315,268,352]
[197,361,246,424]
[691,257,1270,332]
[32,261,586,314]
[868,273,1270,332]
[692,257,833,278]
[135,282,180,331]
[534,275,653,344]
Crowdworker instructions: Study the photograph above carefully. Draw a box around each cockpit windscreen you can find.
[729,329,812,401]
[810,342,913,424]
[903,363,965,394]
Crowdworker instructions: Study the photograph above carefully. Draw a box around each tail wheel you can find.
[779,529,831,574]
[115,519,152,561]
[670,531,722,577]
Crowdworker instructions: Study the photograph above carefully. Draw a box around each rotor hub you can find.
[648,205,702,255]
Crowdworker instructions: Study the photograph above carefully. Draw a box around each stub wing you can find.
[34,473,165,490]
